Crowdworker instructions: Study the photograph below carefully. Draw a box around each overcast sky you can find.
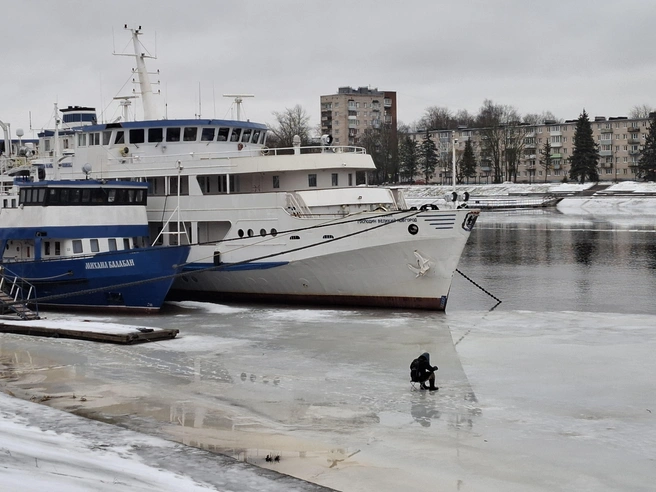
[3,0,656,139]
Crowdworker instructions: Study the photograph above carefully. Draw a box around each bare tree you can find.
[419,106,454,130]
[629,104,654,119]
[267,105,312,147]
[523,111,560,125]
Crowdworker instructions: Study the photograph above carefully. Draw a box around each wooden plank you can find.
[0,322,178,344]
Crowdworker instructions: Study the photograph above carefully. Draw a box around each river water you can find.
[1,209,655,491]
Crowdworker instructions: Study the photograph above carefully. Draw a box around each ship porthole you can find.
[260,228,267,237]
[271,228,278,237]
[247,229,254,237]
[408,224,419,235]
[238,229,244,238]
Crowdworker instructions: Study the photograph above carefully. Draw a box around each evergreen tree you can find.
[398,135,419,183]
[460,139,477,183]
[637,113,656,181]
[540,140,552,183]
[419,130,438,183]
[568,109,599,183]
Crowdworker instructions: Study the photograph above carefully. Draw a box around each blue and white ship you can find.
[0,172,190,312]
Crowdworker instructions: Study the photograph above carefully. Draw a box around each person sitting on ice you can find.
[410,352,438,391]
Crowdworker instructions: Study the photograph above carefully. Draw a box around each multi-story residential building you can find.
[320,86,397,147]
[409,115,651,184]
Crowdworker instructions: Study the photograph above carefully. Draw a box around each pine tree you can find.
[540,141,552,183]
[568,109,599,183]
[637,113,656,181]
[460,139,477,184]
[398,135,419,183]
[419,130,438,183]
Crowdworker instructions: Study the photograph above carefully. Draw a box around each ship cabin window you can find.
[241,128,252,143]
[166,127,181,142]
[308,174,317,187]
[217,128,230,141]
[146,177,165,195]
[114,131,125,144]
[90,239,100,253]
[332,173,338,186]
[252,129,261,144]
[273,175,280,189]
[123,238,130,250]
[148,128,164,143]
[230,128,242,142]
[129,129,145,144]
[72,240,83,254]
[109,238,117,251]
[77,134,86,147]
[103,131,112,145]
[183,127,198,142]
[201,128,215,141]
[89,133,101,146]
[44,242,50,256]
[19,188,47,205]
[55,242,61,255]
[348,173,353,186]
[169,176,189,195]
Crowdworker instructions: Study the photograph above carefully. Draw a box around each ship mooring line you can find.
[455,268,502,310]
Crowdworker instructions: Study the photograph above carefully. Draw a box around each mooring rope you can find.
[455,268,502,310]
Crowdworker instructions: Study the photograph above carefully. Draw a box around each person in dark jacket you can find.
[410,352,438,391]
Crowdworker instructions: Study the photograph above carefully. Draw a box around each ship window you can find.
[78,133,87,146]
[271,228,278,237]
[70,189,81,203]
[54,241,61,255]
[44,139,51,151]
[103,131,112,145]
[201,128,215,141]
[183,127,198,141]
[90,133,101,146]
[90,239,100,252]
[252,129,261,144]
[273,175,279,189]
[247,229,254,237]
[238,229,244,238]
[123,238,130,250]
[135,189,145,203]
[323,235,334,239]
[47,188,59,204]
[129,129,145,144]
[290,235,300,240]
[148,128,164,143]
[109,238,117,251]
[72,240,83,254]
[241,128,252,143]
[308,174,317,187]
[332,173,338,186]
[217,128,230,141]
[108,189,116,203]
[81,189,91,203]
[114,131,125,144]
[44,242,51,255]
[166,127,181,142]
[230,128,242,142]
[260,229,267,237]
[37,188,46,203]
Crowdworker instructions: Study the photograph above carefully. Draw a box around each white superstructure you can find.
[13,26,479,310]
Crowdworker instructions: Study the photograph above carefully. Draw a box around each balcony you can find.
[550,141,562,148]
[553,164,561,170]
[551,153,562,159]
[628,137,641,144]
[629,149,641,155]
[384,98,392,107]
[629,161,640,167]
[628,126,640,132]
[549,130,562,136]
[599,149,612,156]
[600,128,613,134]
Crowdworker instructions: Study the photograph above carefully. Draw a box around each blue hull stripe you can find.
[182,261,287,273]
[0,225,148,241]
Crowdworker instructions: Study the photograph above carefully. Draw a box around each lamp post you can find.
[452,131,457,190]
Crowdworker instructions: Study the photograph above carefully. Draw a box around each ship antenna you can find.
[223,94,254,121]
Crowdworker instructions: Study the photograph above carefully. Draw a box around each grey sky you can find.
[3,0,656,139]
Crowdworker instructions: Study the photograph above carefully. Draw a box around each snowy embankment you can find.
[403,181,656,214]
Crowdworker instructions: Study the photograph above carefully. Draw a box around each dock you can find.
[0,318,178,344]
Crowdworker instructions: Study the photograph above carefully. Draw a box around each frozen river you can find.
[1,210,655,491]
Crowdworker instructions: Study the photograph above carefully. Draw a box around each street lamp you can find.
[452,131,457,190]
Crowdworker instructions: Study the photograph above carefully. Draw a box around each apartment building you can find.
[410,115,650,184]
[320,87,397,146]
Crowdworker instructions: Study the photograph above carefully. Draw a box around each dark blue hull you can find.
[2,246,189,312]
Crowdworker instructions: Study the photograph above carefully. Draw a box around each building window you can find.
[332,173,338,186]
[308,174,317,187]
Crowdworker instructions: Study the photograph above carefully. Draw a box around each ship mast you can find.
[115,25,159,121]
[223,94,254,121]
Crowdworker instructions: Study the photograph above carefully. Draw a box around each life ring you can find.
[238,143,244,151]
[260,146,269,156]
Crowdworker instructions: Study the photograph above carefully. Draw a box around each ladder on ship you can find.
[0,268,40,320]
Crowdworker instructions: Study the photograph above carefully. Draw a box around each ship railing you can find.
[285,192,311,217]
[0,266,39,319]
[108,145,367,168]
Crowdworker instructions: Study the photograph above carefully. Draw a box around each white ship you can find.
[10,26,479,310]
